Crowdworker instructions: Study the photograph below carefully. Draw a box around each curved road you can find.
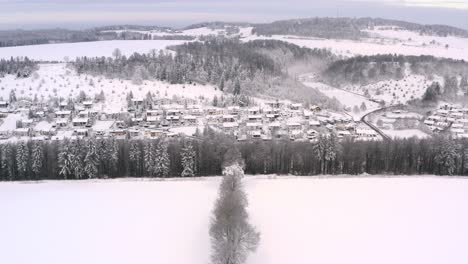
[360,105,406,141]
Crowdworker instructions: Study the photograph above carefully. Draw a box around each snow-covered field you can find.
[1,176,467,264]
[0,40,187,61]
[0,63,222,113]
[382,129,430,139]
[245,27,468,60]
[302,81,379,119]
[104,26,254,39]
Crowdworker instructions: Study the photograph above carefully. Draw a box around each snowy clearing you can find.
[302,81,379,120]
[1,176,467,264]
[245,27,468,60]
[0,63,222,113]
[382,129,430,139]
[0,40,187,61]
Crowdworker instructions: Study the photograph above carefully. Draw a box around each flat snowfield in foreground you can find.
[1,176,468,264]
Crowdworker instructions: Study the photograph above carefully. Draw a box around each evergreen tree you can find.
[71,139,85,179]
[434,137,460,175]
[234,79,241,95]
[31,142,43,180]
[144,140,156,176]
[58,140,73,179]
[461,76,468,94]
[84,138,99,179]
[129,140,142,177]
[219,76,225,92]
[0,144,13,181]
[181,141,196,177]
[360,102,367,112]
[16,141,29,180]
[155,140,170,177]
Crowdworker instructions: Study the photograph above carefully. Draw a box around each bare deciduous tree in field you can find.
[209,152,260,264]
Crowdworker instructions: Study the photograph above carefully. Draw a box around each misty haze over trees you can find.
[71,38,341,108]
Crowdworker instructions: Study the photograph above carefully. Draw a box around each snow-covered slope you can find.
[245,26,468,60]
[1,176,467,264]
[103,26,254,39]
[302,81,379,120]
[0,63,222,114]
[0,40,187,61]
[343,74,444,105]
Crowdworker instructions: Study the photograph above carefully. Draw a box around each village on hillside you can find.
[0,94,382,143]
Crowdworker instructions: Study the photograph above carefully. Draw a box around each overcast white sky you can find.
[1,0,468,30]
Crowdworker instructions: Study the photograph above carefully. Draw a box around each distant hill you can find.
[252,17,468,39]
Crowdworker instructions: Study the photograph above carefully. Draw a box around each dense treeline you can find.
[253,17,468,39]
[1,129,467,181]
[0,28,193,48]
[0,57,38,78]
[323,54,468,86]
[71,38,340,108]
[253,18,366,40]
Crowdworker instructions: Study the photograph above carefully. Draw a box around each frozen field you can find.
[1,176,468,264]
[0,63,221,114]
[0,40,187,61]
[245,27,468,60]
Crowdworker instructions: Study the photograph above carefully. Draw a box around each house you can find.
[287,121,302,131]
[222,122,239,133]
[166,115,180,125]
[55,110,72,119]
[21,119,34,128]
[109,129,127,138]
[75,128,89,137]
[307,129,318,140]
[34,121,55,136]
[55,119,69,128]
[131,98,144,110]
[265,101,283,109]
[72,118,89,127]
[356,128,378,139]
[248,115,263,123]
[128,129,141,138]
[246,122,262,131]
[59,101,68,110]
[0,101,9,110]
[289,103,302,111]
[337,130,352,138]
[14,128,31,137]
[250,130,262,139]
[145,129,165,138]
[222,115,236,123]
[78,111,89,118]
[131,117,144,125]
[309,105,321,112]
[227,106,240,116]
[308,120,321,128]
[268,122,282,134]
[190,108,204,116]
[82,101,93,109]
[289,130,304,141]
[248,107,261,115]
[183,115,198,125]
[146,110,163,123]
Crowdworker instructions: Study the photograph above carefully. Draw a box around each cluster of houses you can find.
[0,97,382,142]
[424,104,468,138]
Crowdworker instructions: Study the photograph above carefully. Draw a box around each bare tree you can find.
[209,158,260,264]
